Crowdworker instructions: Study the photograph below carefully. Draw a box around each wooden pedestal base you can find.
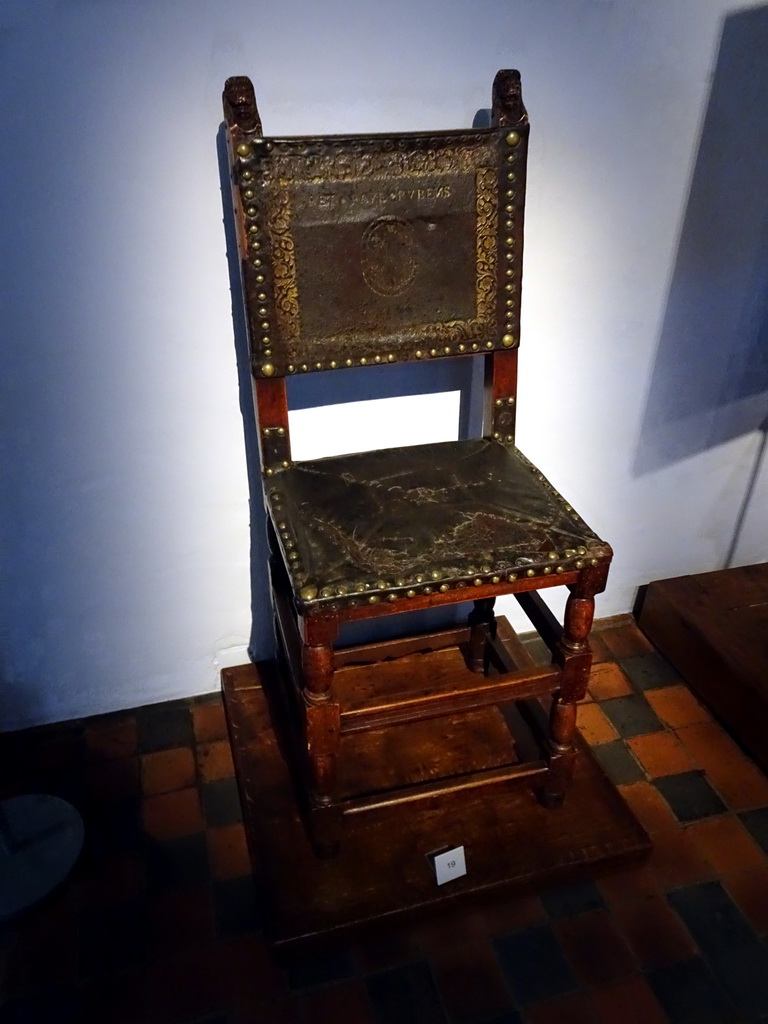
[222,659,650,950]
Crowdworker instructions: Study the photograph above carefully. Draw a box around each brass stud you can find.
[575,560,584,569]
[481,564,491,573]
[505,219,514,229]
[493,432,501,440]
[360,357,367,365]
[277,521,286,529]
[299,585,318,601]
[255,274,265,283]
[506,270,514,277]
[236,143,251,157]
[315,362,322,370]
[301,363,308,372]
[505,284,514,292]
[260,321,269,330]
[429,348,438,357]
[415,574,424,583]
[458,344,466,353]
[471,343,479,351]
[320,587,334,598]
[507,397,515,405]
[505,237,514,246]
[485,341,494,350]
[506,189,515,198]
[336,585,347,596]
[374,355,382,363]
[287,364,295,373]
[387,593,397,602]
[243,189,255,200]
[277,427,285,436]
[376,580,387,589]
[474,578,483,586]
[387,353,395,362]
[252,258,262,267]
[507,172,515,181]
[246,207,257,217]
[492,575,500,584]
[257,307,267,317]
[415,350,423,359]
[423,586,433,595]
[547,550,557,559]
[345,358,353,366]
[257,292,267,301]
[495,399,503,407]
[263,348,272,356]
[368,595,379,604]
[431,570,441,580]
[502,334,516,348]
[543,566,552,574]
[265,467,274,476]
[591,558,599,566]
[509,573,517,581]
[330,360,337,368]
[577,546,587,555]
[242,171,253,181]
[505,131,520,146]
[505,204,514,213]
[505,252,514,262]
[395,577,407,587]
[526,568,535,577]
[406,589,416,598]
[505,434,514,442]
[261,363,275,377]
[556,565,565,574]
[439,584,450,593]
[251,240,262,250]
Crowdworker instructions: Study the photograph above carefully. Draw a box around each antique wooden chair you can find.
[222,71,612,855]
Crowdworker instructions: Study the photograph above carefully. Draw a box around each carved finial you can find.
[492,69,527,128]
[223,76,262,134]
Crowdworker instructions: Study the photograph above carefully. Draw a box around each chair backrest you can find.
[222,71,529,465]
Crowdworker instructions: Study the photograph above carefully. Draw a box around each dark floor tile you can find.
[520,633,551,667]
[201,778,243,827]
[0,984,81,1024]
[600,694,663,739]
[79,900,148,976]
[213,875,263,940]
[83,797,143,856]
[654,771,727,823]
[620,653,680,692]
[493,923,578,1007]
[708,943,768,1020]
[540,879,605,919]
[365,960,447,1024]
[668,881,756,957]
[591,739,646,786]
[146,832,211,890]
[740,806,768,855]
[287,946,356,991]
[646,958,737,1024]
[137,699,194,753]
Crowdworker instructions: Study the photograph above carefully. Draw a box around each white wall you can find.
[1,0,767,729]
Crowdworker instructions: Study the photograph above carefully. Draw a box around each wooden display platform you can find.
[638,563,768,774]
[222,647,650,949]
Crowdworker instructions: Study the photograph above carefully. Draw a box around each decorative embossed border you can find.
[260,134,499,370]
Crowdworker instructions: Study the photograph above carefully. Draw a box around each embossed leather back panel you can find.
[228,127,527,377]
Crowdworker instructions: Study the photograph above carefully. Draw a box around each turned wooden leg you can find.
[301,641,342,857]
[541,589,595,808]
[467,598,496,673]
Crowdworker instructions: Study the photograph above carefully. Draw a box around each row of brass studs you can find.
[236,142,276,380]
[501,130,521,347]
[261,426,291,477]
[296,548,601,604]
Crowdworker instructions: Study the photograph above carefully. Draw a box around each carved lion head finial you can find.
[492,69,527,128]
[223,76,262,134]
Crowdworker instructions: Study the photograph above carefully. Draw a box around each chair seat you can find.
[266,439,611,607]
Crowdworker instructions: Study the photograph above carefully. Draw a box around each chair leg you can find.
[301,641,342,856]
[467,598,496,673]
[541,589,595,808]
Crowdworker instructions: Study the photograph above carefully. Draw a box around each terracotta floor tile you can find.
[644,685,711,729]
[429,932,514,1022]
[578,703,620,745]
[525,991,598,1024]
[675,721,745,770]
[141,747,196,796]
[207,823,252,880]
[599,625,654,660]
[197,739,236,783]
[352,924,422,973]
[611,892,698,968]
[597,864,660,910]
[143,787,204,840]
[617,781,678,833]
[588,662,634,700]
[705,755,768,811]
[649,826,716,890]
[590,974,670,1024]
[193,701,229,743]
[626,732,695,778]
[686,815,766,874]
[723,864,768,934]
[554,910,635,985]
[85,715,138,760]
[588,630,613,664]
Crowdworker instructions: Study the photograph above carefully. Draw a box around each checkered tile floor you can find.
[2,619,768,1023]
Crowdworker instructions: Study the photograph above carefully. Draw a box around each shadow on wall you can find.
[633,4,768,478]
[216,124,485,660]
